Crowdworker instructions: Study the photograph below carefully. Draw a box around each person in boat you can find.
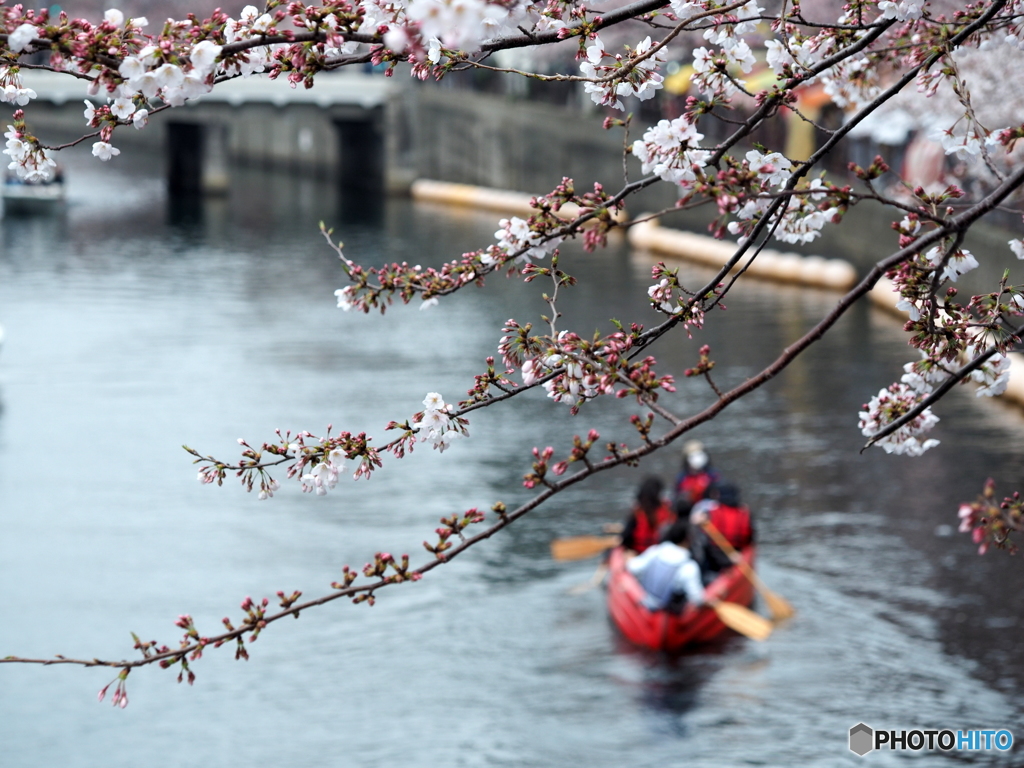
[626,519,706,611]
[690,482,754,576]
[619,476,676,554]
[674,440,720,504]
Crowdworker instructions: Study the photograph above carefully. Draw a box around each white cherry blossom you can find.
[746,149,792,188]
[190,41,222,75]
[971,354,1011,397]
[7,24,40,53]
[859,383,940,456]
[2,84,35,106]
[91,141,120,161]
[926,246,979,282]
[878,0,924,20]
[935,129,982,160]
[335,286,355,311]
[110,97,136,120]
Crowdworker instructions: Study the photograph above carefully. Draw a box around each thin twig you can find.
[861,320,1024,451]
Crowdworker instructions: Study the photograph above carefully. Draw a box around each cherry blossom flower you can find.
[745,149,792,188]
[820,56,879,110]
[648,278,680,314]
[190,41,223,75]
[7,24,40,53]
[580,36,666,110]
[110,98,136,120]
[934,129,982,160]
[901,355,950,394]
[669,0,703,20]
[858,383,940,456]
[91,141,120,161]
[632,117,709,189]
[300,447,350,495]
[494,216,559,263]
[878,0,924,21]
[2,84,35,106]
[925,245,979,282]
[970,354,1011,397]
[411,391,467,450]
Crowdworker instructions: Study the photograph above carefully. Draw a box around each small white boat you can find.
[3,172,66,215]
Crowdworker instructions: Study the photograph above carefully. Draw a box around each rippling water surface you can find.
[1,157,1023,766]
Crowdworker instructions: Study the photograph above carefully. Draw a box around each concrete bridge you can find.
[16,69,409,194]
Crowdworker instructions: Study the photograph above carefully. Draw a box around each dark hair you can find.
[662,518,691,546]
[636,477,664,521]
[673,497,693,520]
[716,483,740,508]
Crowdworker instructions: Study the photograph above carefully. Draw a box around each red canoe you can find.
[606,545,757,652]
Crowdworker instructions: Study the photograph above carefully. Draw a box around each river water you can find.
[1,155,1022,766]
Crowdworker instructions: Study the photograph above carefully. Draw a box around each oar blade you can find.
[712,601,773,642]
[550,535,620,561]
[567,564,609,595]
[762,590,796,622]
[701,521,795,624]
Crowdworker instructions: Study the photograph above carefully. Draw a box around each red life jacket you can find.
[677,471,714,503]
[631,502,676,553]
[708,503,753,550]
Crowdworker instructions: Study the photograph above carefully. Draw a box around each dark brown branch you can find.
[481,0,670,51]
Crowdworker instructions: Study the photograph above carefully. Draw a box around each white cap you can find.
[682,439,704,457]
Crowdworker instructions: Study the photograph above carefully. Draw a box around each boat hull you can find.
[606,545,756,652]
[2,182,66,216]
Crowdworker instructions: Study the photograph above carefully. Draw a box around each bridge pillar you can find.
[202,123,230,194]
[167,121,230,196]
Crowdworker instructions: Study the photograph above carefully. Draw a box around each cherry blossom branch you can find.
[707,18,898,166]
[860,320,1024,452]
[464,0,750,85]
[480,0,671,51]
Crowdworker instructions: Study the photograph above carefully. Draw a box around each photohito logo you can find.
[849,723,1014,756]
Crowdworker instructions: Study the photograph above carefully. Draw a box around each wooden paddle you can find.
[550,535,620,561]
[567,563,609,595]
[701,521,795,622]
[709,599,773,641]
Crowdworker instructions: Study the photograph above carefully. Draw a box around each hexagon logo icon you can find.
[850,723,874,756]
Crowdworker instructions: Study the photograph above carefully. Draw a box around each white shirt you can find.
[626,542,706,611]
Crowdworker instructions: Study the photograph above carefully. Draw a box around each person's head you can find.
[636,476,663,517]
[673,497,693,521]
[715,483,740,508]
[681,440,709,474]
[662,518,691,547]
